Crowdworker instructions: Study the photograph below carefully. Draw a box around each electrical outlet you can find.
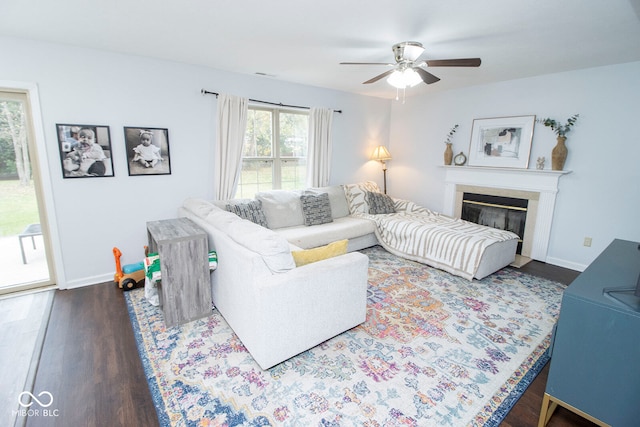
[583,237,592,247]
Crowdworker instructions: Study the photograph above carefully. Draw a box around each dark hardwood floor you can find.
[25,260,596,427]
[25,284,158,427]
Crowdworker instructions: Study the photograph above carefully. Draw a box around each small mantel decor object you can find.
[536,156,545,170]
[537,114,579,171]
[443,124,459,165]
[454,152,467,166]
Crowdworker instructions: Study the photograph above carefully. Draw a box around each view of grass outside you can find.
[280,159,306,190]
[235,158,306,199]
[0,180,38,236]
[236,160,274,199]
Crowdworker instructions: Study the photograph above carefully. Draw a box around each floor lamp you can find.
[370,145,392,194]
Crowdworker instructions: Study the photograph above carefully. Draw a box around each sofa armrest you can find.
[250,251,369,369]
[262,251,368,290]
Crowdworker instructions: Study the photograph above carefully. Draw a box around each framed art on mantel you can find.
[467,115,535,169]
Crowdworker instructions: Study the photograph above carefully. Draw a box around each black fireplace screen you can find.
[461,193,527,254]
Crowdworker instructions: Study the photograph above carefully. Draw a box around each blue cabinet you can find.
[539,239,640,427]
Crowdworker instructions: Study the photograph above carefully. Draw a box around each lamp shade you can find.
[371,145,392,161]
[387,69,422,89]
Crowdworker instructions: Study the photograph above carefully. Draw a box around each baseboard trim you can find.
[545,256,587,272]
[62,273,113,289]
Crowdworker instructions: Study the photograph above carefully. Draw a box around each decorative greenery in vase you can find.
[444,124,459,144]
[537,114,579,137]
[537,114,579,171]
[443,124,458,165]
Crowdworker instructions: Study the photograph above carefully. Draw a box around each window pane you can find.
[280,158,306,190]
[235,159,273,198]
[279,112,308,157]
[243,109,272,157]
[237,107,308,198]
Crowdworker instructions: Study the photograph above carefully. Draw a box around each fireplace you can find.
[461,192,529,255]
[455,185,539,265]
[442,166,570,264]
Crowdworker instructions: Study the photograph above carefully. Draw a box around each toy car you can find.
[113,247,146,291]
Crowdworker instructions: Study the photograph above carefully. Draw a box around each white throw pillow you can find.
[255,190,305,229]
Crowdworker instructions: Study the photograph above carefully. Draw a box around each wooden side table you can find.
[146,218,212,327]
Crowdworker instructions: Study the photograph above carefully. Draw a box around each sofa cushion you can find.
[182,198,217,218]
[291,239,348,267]
[300,193,333,226]
[343,181,382,215]
[226,219,295,273]
[275,216,376,249]
[365,191,396,214]
[255,190,305,229]
[226,200,268,227]
[205,208,241,229]
[307,185,350,218]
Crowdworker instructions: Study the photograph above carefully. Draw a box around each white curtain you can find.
[306,107,333,187]
[215,94,248,200]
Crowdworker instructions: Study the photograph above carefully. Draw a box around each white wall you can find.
[389,61,640,270]
[1,36,391,288]
[5,35,635,284]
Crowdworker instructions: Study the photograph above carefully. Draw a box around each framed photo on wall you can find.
[56,124,114,178]
[123,127,171,176]
[467,115,535,169]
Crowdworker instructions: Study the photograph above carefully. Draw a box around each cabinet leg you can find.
[538,393,558,427]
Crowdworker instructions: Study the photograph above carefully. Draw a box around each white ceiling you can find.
[2,0,640,99]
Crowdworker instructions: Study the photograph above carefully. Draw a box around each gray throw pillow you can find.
[225,200,268,227]
[366,191,396,214]
[300,193,333,226]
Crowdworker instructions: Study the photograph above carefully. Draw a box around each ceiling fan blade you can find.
[426,58,482,67]
[340,62,395,66]
[414,68,441,84]
[363,69,395,84]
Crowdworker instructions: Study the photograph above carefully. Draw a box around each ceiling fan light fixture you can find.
[392,41,425,62]
[387,68,422,89]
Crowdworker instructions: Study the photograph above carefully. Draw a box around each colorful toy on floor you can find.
[113,246,147,291]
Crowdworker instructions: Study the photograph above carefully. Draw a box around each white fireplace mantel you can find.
[442,166,571,262]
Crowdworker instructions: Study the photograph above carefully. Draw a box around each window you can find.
[235,107,309,198]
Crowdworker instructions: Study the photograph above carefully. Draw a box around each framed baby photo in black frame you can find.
[56,123,115,178]
[123,127,171,176]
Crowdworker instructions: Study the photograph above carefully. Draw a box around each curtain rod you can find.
[201,89,342,114]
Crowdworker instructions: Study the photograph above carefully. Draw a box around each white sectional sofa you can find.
[178,182,518,368]
[178,195,369,370]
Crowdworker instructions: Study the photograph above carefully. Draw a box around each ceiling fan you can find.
[340,41,481,88]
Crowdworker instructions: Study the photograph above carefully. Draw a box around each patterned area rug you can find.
[125,246,564,426]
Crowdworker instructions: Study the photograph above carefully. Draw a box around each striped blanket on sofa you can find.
[359,199,519,280]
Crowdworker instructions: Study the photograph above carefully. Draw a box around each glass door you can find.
[0,90,55,294]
